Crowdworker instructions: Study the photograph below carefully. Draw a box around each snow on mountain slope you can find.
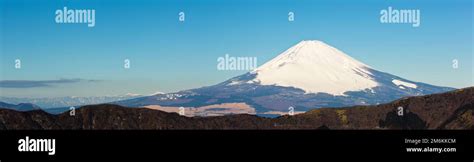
[252,40,378,95]
[112,40,455,116]
[392,79,417,89]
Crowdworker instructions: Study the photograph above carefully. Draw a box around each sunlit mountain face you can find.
[113,40,454,117]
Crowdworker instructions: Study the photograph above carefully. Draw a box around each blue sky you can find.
[0,0,472,97]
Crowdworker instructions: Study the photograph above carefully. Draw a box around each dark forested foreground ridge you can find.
[0,88,472,161]
[0,87,472,130]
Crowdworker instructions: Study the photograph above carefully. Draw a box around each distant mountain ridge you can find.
[0,95,144,109]
[0,102,40,111]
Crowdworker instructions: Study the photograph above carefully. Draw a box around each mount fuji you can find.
[114,40,454,116]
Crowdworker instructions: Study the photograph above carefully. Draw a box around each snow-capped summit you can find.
[115,40,454,116]
[252,40,378,95]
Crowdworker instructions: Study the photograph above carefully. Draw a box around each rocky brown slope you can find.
[0,87,472,130]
